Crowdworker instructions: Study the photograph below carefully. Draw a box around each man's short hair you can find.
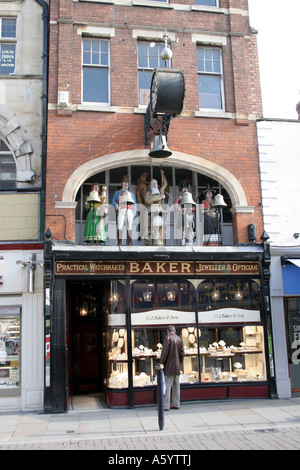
[167,325,176,333]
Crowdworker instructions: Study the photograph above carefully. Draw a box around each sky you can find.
[248,0,300,120]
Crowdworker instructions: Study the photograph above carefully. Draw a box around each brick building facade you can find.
[44,0,274,411]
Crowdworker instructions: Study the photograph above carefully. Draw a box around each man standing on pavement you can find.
[160,325,184,411]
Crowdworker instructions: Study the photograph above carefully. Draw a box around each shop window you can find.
[197,46,224,111]
[0,140,16,190]
[284,298,300,391]
[137,42,171,106]
[104,277,267,391]
[82,38,110,104]
[197,279,261,313]
[0,18,17,75]
[0,307,20,388]
[199,326,266,382]
[75,165,233,246]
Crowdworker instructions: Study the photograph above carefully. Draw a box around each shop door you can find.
[68,281,104,395]
[74,321,102,394]
[284,298,300,395]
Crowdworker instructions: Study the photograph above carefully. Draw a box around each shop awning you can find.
[283,259,300,295]
[287,259,300,268]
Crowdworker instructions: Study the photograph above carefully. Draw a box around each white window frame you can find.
[0,17,17,76]
[82,37,110,105]
[197,45,225,112]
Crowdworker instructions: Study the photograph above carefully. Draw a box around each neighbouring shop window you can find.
[284,298,300,391]
[0,140,16,190]
[0,307,20,388]
[0,18,16,75]
[197,46,224,111]
[82,38,110,104]
[138,42,171,106]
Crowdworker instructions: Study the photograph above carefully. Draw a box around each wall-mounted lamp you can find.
[15,254,43,293]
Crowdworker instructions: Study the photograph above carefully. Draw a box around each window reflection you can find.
[197,279,261,310]
[131,280,196,312]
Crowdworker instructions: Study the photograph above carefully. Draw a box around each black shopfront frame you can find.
[43,244,275,413]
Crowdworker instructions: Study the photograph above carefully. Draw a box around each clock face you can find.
[150,73,158,112]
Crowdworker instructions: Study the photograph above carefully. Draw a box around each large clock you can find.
[150,68,185,116]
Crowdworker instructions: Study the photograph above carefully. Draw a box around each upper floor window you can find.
[138,42,171,106]
[0,18,17,75]
[0,140,16,190]
[194,0,218,5]
[82,38,110,104]
[197,46,224,111]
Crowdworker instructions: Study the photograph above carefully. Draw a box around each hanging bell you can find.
[149,134,172,158]
[212,193,227,209]
[87,189,101,204]
[180,191,196,206]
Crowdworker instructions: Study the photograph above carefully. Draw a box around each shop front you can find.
[45,247,273,412]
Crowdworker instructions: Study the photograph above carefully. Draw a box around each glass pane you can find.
[138,70,152,105]
[83,39,91,53]
[198,74,222,109]
[197,59,205,72]
[194,0,217,5]
[92,52,100,65]
[1,18,16,38]
[91,40,100,52]
[83,67,109,103]
[101,41,109,53]
[0,153,16,189]
[0,308,20,388]
[101,52,109,66]
[83,52,90,64]
[205,48,212,60]
[205,61,213,73]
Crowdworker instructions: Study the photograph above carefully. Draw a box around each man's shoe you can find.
[170,405,179,409]
[164,408,169,411]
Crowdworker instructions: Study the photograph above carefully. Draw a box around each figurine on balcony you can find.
[112,175,136,245]
[200,184,219,244]
[84,183,107,244]
[174,179,196,245]
[144,169,168,246]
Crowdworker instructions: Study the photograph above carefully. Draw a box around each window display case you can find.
[198,326,266,383]
[104,277,267,396]
[0,308,20,388]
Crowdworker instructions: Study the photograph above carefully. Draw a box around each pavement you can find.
[1,396,300,452]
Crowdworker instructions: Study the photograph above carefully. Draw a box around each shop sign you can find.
[126,261,194,275]
[196,261,259,275]
[131,309,195,326]
[198,308,261,324]
[0,307,20,315]
[55,261,125,275]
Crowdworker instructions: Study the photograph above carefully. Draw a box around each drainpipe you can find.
[35,0,49,240]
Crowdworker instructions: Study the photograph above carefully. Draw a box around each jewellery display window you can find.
[105,277,267,390]
[198,325,266,383]
[0,308,20,388]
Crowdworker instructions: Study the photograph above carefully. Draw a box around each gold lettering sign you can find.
[55,261,125,275]
[195,261,259,275]
[126,261,194,275]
